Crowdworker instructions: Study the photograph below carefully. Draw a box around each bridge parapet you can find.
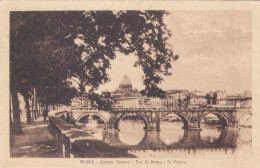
[70,106,250,113]
[111,107,249,113]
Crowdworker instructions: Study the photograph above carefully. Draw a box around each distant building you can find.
[190,90,206,97]
[218,95,252,108]
[102,89,111,98]
[110,74,141,108]
[215,90,227,100]
[189,94,207,106]
[150,90,189,108]
[150,97,164,109]
[111,75,139,97]
[113,96,140,108]
[216,91,252,108]
[71,93,91,108]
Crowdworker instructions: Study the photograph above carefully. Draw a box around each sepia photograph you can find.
[1,1,260,168]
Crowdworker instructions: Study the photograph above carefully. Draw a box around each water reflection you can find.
[80,120,251,157]
[200,123,221,143]
[160,121,184,145]
[117,120,146,146]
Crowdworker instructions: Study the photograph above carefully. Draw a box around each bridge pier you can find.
[106,120,121,131]
[147,113,161,131]
[185,121,202,131]
[147,121,161,131]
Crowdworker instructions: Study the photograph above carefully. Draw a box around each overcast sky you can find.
[98,11,252,94]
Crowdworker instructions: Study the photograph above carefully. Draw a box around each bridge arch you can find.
[117,113,149,130]
[238,112,252,126]
[200,112,229,127]
[160,112,191,129]
[75,112,108,129]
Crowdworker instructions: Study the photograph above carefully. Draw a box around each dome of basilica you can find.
[118,74,133,92]
[119,74,132,86]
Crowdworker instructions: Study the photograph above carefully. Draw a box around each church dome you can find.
[119,74,133,92]
[119,74,132,86]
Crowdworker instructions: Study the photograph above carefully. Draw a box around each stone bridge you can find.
[66,107,252,131]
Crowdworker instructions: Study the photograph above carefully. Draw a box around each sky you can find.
[97,11,252,94]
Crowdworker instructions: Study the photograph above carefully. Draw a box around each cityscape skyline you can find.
[97,73,250,97]
[97,11,252,94]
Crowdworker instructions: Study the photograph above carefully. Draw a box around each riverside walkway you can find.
[10,117,58,158]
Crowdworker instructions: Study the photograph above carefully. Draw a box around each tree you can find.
[10,11,178,133]
[20,90,32,124]
[65,11,178,99]
[10,12,78,133]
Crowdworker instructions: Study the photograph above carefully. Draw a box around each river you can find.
[80,119,252,158]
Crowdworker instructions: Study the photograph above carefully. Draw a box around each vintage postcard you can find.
[0,1,260,168]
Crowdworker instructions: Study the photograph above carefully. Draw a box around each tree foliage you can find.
[10,12,77,107]
[64,11,178,98]
[11,10,177,99]
[10,11,178,132]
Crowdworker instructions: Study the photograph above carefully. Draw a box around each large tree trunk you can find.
[10,89,23,134]
[24,96,32,124]
[36,98,39,118]
[31,89,34,122]
[39,102,42,116]
[36,100,38,118]
[31,89,36,120]
[10,94,15,147]
[9,93,13,125]
[35,99,38,119]
[33,89,37,120]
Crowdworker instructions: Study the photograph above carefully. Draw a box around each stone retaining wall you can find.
[48,109,134,158]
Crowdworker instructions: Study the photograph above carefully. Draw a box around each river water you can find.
[80,119,252,158]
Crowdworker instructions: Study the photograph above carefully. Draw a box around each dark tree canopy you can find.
[10,10,178,108]
[10,12,78,106]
